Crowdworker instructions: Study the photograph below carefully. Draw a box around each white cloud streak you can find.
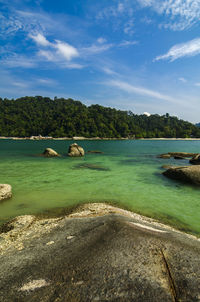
[29,32,50,46]
[108,79,177,103]
[155,38,200,61]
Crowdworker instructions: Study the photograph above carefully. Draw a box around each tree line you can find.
[0,96,200,138]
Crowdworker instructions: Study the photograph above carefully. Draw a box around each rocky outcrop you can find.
[68,143,84,157]
[189,154,200,165]
[163,165,200,185]
[0,184,12,201]
[0,203,199,302]
[42,148,60,157]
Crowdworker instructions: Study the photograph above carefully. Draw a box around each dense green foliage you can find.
[0,96,200,138]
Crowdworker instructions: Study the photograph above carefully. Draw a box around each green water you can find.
[0,139,200,236]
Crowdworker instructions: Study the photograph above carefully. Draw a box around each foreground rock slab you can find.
[0,184,12,201]
[163,165,200,185]
[0,203,200,302]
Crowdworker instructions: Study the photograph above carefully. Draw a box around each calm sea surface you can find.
[0,139,200,236]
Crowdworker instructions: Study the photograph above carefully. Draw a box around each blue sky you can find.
[1,0,200,122]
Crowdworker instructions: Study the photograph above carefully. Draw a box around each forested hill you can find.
[0,96,200,138]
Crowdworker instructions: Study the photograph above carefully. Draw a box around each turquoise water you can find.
[0,139,200,236]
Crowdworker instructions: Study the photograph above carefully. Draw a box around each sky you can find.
[1,0,200,123]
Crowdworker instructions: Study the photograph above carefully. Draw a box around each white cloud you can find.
[124,20,134,35]
[143,112,151,116]
[154,38,200,61]
[54,40,79,61]
[81,43,113,55]
[178,77,187,83]
[119,40,138,47]
[97,37,107,44]
[137,0,200,30]
[194,82,200,87]
[2,55,36,68]
[29,33,50,46]
[37,78,56,85]
[107,79,177,103]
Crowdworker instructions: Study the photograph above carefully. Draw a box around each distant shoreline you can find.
[1,136,200,141]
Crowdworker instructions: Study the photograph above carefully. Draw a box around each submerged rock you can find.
[190,154,200,165]
[0,203,200,302]
[74,163,110,171]
[158,152,197,159]
[158,154,171,159]
[42,148,60,157]
[87,150,104,154]
[68,143,84,157]
[0,184,12,201]
[163,165,200,185]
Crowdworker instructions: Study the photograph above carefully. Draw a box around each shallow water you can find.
[0,139,200,236]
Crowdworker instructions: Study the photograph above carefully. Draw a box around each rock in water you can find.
[190,154,200,165]
[68,143,85,157]
[0,184,12,201]
[163,165,200,185]
[42,148,59,157]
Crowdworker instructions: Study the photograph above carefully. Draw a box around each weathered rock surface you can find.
[42,148,59,157]
[190,154,200,165]
[163,165,200,185]
[68,143,84,157]
[0,203,200,302]
[0,184,12,201]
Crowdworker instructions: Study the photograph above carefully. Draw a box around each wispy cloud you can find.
[2,54,36,68]
[178,77,187,83]
[137,0,200,30]
[107,79,177,103]
[29,32,80,67]
[154,38,200,62]
[29,32,50,46]
[95,1,134,35]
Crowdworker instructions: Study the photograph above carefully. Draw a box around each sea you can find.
[0,139,200,236]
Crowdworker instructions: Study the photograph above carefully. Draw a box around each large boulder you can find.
[68,143,84,157]
[42,148,59,157]
[163,165,200,185]
[190,154,200,165]
[0,184,12,201]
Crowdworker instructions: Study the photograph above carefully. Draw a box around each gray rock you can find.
[0,184,12,201]
[42,148,59,157]
[163,165,200,185]
[0,203,199,302]
[189,154,200,165]
[68,143,84,157]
